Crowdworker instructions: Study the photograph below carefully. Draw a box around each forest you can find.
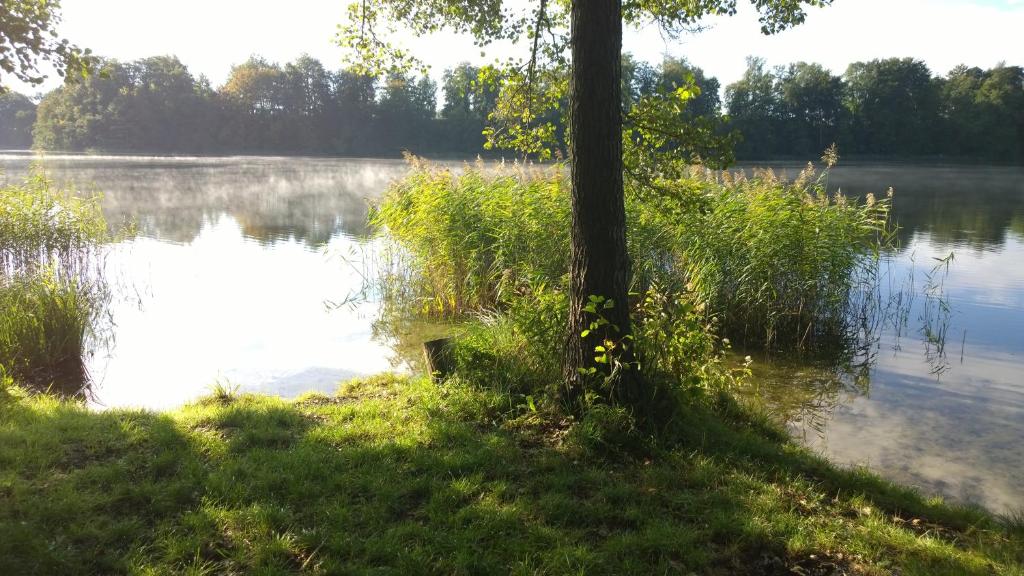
[1,54,1022,163]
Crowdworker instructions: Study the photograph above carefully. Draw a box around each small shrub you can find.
[634,285,750,393]
[563,403,643,456]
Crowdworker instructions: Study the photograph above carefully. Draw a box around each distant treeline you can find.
[1,54,1022,163]
[726,57,1024,162]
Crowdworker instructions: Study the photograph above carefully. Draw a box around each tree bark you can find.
[561,0,647,411]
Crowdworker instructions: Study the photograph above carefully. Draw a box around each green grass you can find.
[1,374,1020,575]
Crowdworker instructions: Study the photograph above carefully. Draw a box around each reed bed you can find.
[668,164,894,349]
[372,158,893,363]
[0,171,111,394]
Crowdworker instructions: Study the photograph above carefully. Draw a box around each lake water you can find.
[2,154,1022,514]
[742,163,1024,514]
[1,154,409,408]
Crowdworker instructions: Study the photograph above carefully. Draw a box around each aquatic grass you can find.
[667,163,895,349]
[373,158,893,352]
[0,274,101,394]
[0,170,113,394]
[372,157,570,317]
[0,375,1020,574]
[0,170,109,279]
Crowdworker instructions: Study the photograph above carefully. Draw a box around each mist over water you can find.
[1,154,410,408]
[2,154,1023,512]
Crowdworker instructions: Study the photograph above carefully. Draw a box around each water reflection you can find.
[1,154,407,246]
[748,162,1024,249]
[1,154,411,408]
[744,220,1024,513]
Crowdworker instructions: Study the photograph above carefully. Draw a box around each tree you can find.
[658,57,721,120]
[376,72,439,153]
[725,57,783,158]
[842,58,940,156]
[221,57,290,150]
[283,55,336,150]
[971,64,1024,162]
[33,58,135,151]
[1,0,93,91]
[333,69,377,154]
[777,62,843,155]
[441,62,498,121]
[339,0,830,414]
[440,62,502,152]
[0,91,36,148]
[940,65,987,158]
[32,55,216,152]
[125,56,207,151]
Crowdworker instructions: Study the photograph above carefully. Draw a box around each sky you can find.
[7,0,1024,97]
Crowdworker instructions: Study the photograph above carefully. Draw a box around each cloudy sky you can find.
[8,0,1024,96]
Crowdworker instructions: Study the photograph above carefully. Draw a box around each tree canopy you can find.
[0,91,36,148]
[0,0,93,91]
[724,57,1024,162]
[8,51,1018,163]
[337,0,832,414]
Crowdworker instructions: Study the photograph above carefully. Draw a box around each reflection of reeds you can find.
[746,248,963,441]
[1,170,114,396]
[920,252,955,377]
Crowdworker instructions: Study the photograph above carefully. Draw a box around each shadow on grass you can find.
[0,378,1020,575]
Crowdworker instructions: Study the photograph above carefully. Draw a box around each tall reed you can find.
[0,170,111,394]
[372,158,570,317]
[372,158,893,355]
[665,163,894,349]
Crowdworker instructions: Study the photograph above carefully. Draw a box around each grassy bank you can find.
[1,375,1020,575]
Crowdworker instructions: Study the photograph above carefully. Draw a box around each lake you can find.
[2,153,1022,514]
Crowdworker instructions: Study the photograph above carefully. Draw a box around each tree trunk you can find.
[561,0,647,411]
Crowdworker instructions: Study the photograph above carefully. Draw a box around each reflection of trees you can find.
[1,157,410,247]
[733,163,1024,250]
[822,164,1024,249]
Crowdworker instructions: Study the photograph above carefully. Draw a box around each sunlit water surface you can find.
[2,154,409,408]
[739,163,1024,514]
[2,154,1022,513]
